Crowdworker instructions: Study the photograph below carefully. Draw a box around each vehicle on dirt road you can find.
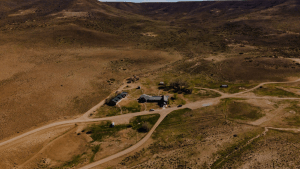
[149,109,155,111]
[177,105,182,107]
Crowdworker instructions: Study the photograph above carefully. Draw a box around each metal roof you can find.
[111,92,128,103]
[139,94,169,102]
[148,96,162,101]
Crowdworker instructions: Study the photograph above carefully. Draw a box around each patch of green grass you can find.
[227,102,264,120]
[168,96,187,105]
[253,84,300,98]
[96,105,121,117]
[158,108,192,127]
[87,121,128,142]
[285,115,300,127]
[185,73,257,94]
[90,145,101,162]
[205,83,257,94]
[218,98,263,120]
[121,101,141,113]
[61,154,84,168]
[184,89,221,102]
[88,114,160,142]
[129,114,160,132]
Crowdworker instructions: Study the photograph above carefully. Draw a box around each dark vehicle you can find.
[110,122,115,128]
[220,85,228,88]
[177,105,182,108]
[149,109,155,111]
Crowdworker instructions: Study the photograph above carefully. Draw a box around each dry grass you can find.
[0,44,180,140]
[2,1,300,168]
[118,106,262,168]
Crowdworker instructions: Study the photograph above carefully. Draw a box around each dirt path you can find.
[266,127,300,133]
[17,126,77,168]
[79,81,128,121]
[79,81,138,120]
[195,87,226,96]
[250,107,283,126]
[79,112,168,169]
[213,127,269,168]
[2,78,300,168]
[232,78,300,96]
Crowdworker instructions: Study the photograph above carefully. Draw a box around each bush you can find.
[130,114,160,132]
[138,122,151,133]
[87,121,128,141]
[173,93,178,99]
[105,95,116,105]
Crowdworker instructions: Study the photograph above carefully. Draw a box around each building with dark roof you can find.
[108,92,128,106]
[220,84,228,88]
[138,94,169,107]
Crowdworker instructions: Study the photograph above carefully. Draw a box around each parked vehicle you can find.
[220,84,228,88]
[149,109,155,111]
[177,105,182,108]
[110,122,115,128]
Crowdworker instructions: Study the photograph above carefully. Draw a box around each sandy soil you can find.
[1,75,300,169]
[0,44,181,141]
[0,124,74,169]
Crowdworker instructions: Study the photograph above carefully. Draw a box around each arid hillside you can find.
[1,0,300,168]
[0,0,300,154]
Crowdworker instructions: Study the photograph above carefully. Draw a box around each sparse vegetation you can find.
[86,121,128,142]
[285,115,300,127]
[123,88,143,99]
[3,0,300,168]
[130,114,160,133]
[120,105,264,168]
[211,128,264,169]
[96,105,121,117]
[168,95,186,106]
[184,88,221,102]
[90,145,101,162]
[87,114,160,142]
[121,101,141,113]
[253,84,300,98]
[61,154,85,168]
[218,98,264,121]
[157,108,192,128]
[227,101,264,120]
[285,101,300,114]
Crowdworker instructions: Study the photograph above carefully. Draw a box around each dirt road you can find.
[1,78,300,168]
[79,112,168,169]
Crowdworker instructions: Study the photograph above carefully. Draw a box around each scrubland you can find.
[1,0,300,168]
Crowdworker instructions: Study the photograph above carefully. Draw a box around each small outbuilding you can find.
[220,85,228,88]
[108,92,128,106]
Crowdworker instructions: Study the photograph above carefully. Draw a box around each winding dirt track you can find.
[1,78,300,168]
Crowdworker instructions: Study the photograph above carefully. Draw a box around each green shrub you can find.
[62,154,83,168]
[130,114,160,132]
[87,121,128,141]
[253,84,300,98]
[90,145,101,162]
